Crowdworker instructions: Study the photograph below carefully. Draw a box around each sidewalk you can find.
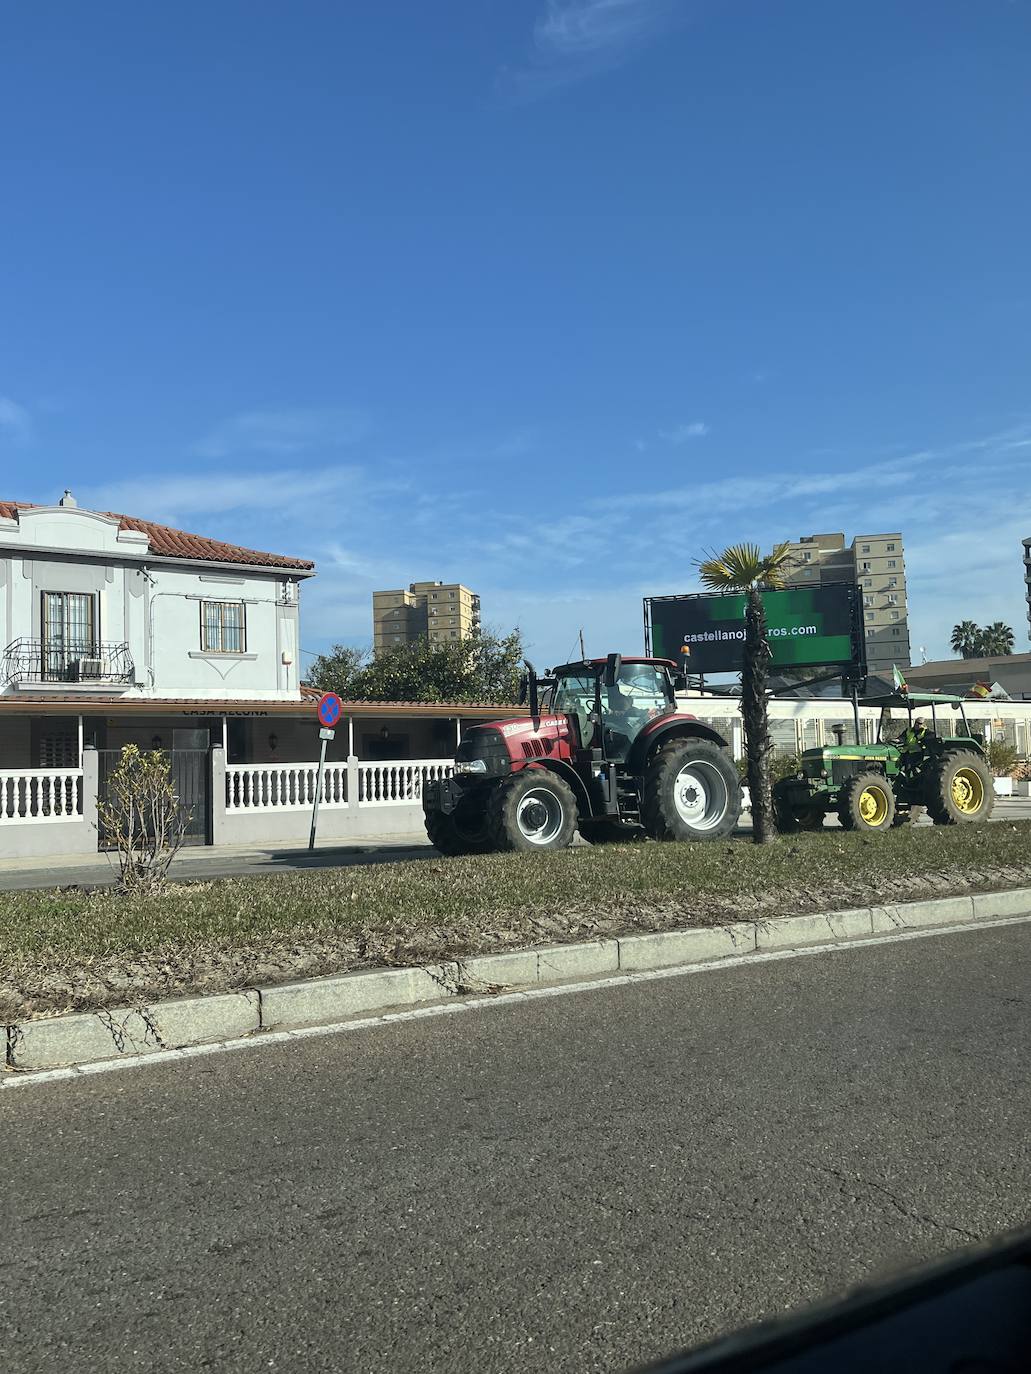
[0,833,433,892]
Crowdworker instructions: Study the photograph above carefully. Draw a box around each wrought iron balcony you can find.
[1,638,136,688]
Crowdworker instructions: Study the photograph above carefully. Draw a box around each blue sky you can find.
[2,0,1029,670]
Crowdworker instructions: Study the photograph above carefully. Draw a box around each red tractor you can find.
[422,653,742,854]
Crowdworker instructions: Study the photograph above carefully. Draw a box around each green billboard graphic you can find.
[647,584,863,676]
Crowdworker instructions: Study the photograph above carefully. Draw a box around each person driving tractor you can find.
[897,716,930,770]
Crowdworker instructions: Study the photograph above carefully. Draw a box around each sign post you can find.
[310,693,342,850]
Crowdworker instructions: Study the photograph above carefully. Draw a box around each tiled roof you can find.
[0,500,314,571]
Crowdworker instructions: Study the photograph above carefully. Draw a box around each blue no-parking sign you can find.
[317,692,342,729]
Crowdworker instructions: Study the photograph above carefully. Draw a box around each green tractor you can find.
[772,690,995,833]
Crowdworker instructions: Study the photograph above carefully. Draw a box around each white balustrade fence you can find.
[225,762,349,812]
[357,760,452,805]
[0,768,83,824]
[224,759,453,813]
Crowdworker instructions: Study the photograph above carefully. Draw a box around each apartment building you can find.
[373,581,481,651]
[783,531,911,676]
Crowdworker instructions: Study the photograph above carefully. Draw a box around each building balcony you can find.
[1,639,136,692]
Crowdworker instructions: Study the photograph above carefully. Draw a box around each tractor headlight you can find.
[454,758,488,775]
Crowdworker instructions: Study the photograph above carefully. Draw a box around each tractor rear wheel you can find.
[642,740,740,842]
[924,751,994,825]
[838,772,896,832]
[424,802,494,856]
[487,770,578,853]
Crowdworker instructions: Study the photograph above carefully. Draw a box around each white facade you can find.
[0,501,310,701]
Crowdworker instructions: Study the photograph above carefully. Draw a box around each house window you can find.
[429,608,438,616]
[863,578,872,587]
[863,595,874,607]
[449,590,456,599]
[42,591,96,678]
[865,611,875,621]
[887,577,898,588]
[886,543,896,552]
[861,561,871,570]
[802,551,811,562]
[860,544,870,553]
[450,630,458,638]
[887,559,897,569]
[892,627,902,636]
[887,594,898,606]
[890,611,901,621]
[201,601,246,653]
[431,593,438,600]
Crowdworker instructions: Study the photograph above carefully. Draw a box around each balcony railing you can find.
[1,638,136,688]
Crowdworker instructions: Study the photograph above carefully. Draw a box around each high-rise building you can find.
[782,531,910,676]
[373,581,481,652]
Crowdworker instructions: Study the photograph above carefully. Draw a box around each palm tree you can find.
[697,542,793,844]
[979,622,1015,657]
[950,621,981,658]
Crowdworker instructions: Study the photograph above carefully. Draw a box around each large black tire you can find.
[642,740,741,842]
[838,772,896,832]
[486,770,578,853]
[424,803,494,856]
[924,751,994,825]
[580,818,646,844]
[774,801,825,833]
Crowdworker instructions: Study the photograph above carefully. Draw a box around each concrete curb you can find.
[5,887,1031,1077]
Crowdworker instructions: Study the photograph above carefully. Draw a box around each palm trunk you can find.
[742,586,775,844]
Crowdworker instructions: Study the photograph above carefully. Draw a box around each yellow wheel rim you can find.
[858,785,889,826]
[951,766,985,815]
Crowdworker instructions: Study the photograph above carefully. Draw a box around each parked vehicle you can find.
[422,654,742,853]
[772,689,994,832]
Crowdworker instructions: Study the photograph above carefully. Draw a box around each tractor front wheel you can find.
[924,751,994,825]
[642,740,741,842]
[838,772,896,832]
[487,770,578,853]
[424,802,494,856]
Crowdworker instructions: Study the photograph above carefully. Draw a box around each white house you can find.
[0,493,505,857]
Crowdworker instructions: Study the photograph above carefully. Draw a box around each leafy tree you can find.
[950,621,981,658]
[950,620,1015,658]
[696,542,793,845]
[306,643,369,695]
[310,629,525,704]
[980,622,1015,656]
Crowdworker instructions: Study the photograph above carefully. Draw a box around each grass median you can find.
[3,821,1031,1018]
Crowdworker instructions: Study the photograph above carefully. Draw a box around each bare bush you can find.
[96,745,189,894]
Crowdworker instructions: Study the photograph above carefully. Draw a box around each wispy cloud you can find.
[501,0,676,100]
[192,407,370,459]
[0,396,32,445]
[659,421,709,444]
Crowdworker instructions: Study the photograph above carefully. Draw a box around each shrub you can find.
[96,745,189,894]
[987,740,1019,778]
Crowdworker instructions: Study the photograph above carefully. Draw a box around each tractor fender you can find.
[514,758,596,819]
[628,718,731,776]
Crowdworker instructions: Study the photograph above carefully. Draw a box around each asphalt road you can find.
[2,797,1030,892]
[4,921,1030,1373]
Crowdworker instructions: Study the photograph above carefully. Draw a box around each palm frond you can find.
[696,541,793,593]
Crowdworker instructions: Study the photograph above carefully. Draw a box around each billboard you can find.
[646,584,864,677]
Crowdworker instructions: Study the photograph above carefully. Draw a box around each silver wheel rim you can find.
[673,761,730,832]
[516,787,565,844]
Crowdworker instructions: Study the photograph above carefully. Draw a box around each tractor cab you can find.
[544,656,681,762]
